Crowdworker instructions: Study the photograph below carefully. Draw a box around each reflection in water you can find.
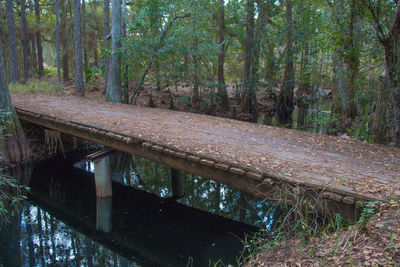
[1,154,276,266]
[75,153,276,228]
[4,204,130,266]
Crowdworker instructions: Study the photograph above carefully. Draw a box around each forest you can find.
[1,1,400,265]
[1,0,399,145]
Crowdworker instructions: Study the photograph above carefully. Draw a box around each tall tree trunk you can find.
[367,1,400,144]
[332,50,347,115]
[21,0,30,83]
[265,42,276,84]
[56,0,61,83]
[122,0,129,104]
[35,0,44,79]
[0,43,31,167]
[61,0,69,80]
[297,0,311,112]
[382,39,400,144]
[217,0,229,110]
[73,0,84,96]
[106,0,122,103]
[277,0,295,125]
[104,0,110,94]
[297,42,311,129]
[192,40,200,104]
[81,0,88,67]
[192,10,200,105]
[6,0,19,83]
[346,0,359,119]
[242,0,255,115]
[93,35,99,67]
[30,32,38,72]
[331,0,346,115]
[372,72,390,143]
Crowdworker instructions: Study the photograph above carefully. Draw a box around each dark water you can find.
[1,154,275,267]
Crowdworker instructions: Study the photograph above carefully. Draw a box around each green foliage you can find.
[9,79,58,94]
[0,172,27,222]
[179,94,192,107]
[306,112,339,136]
[43,66,58,77]
[84,65,102,86]
[358,201,379,230]
[347,107,375,143]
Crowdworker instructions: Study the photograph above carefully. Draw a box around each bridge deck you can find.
[12,93,400,202]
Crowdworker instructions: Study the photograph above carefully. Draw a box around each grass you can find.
[9,78,59,94]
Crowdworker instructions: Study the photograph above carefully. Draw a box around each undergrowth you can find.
[243,189,381,266]
[9,78,59,94]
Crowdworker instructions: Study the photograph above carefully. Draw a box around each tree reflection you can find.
[98,152,276,228]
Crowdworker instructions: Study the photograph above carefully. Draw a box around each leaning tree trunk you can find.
[21,0,30,83]
[217,0,229,111]
[34,0,44,79]
[277,0,295,125]
[106,0,122,103]
[6,0,19,83]
[73,0,84,96]
[0,43,31,167]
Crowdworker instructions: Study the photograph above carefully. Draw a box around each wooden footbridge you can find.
[12,93,400,216]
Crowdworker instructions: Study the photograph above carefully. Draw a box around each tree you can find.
[106,0,122,103]
[6,0,19,83]
[56,0,61,84]
[346,0,360,119]
[0,42,31,167]
[217,0,229,110]
[122,0,129,104]
[242,0,256,116]
[74,0,84,96]
[277,0,295,124]
[104,0,110,94]
[82,0,88,67]
[330,0,360,119]
[364,0,400,144]
[34,0,44,79]
[60,0,69,80]
[20,0,30,84]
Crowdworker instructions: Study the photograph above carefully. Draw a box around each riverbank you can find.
[247,200,400,266]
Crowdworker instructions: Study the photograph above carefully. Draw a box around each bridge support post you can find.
[96,196,112,233]
[94,156,112,197]
[171,168,184,199]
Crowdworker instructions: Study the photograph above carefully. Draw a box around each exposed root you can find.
[44,129,65,157]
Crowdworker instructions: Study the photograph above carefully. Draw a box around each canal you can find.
[0,152,277,266]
